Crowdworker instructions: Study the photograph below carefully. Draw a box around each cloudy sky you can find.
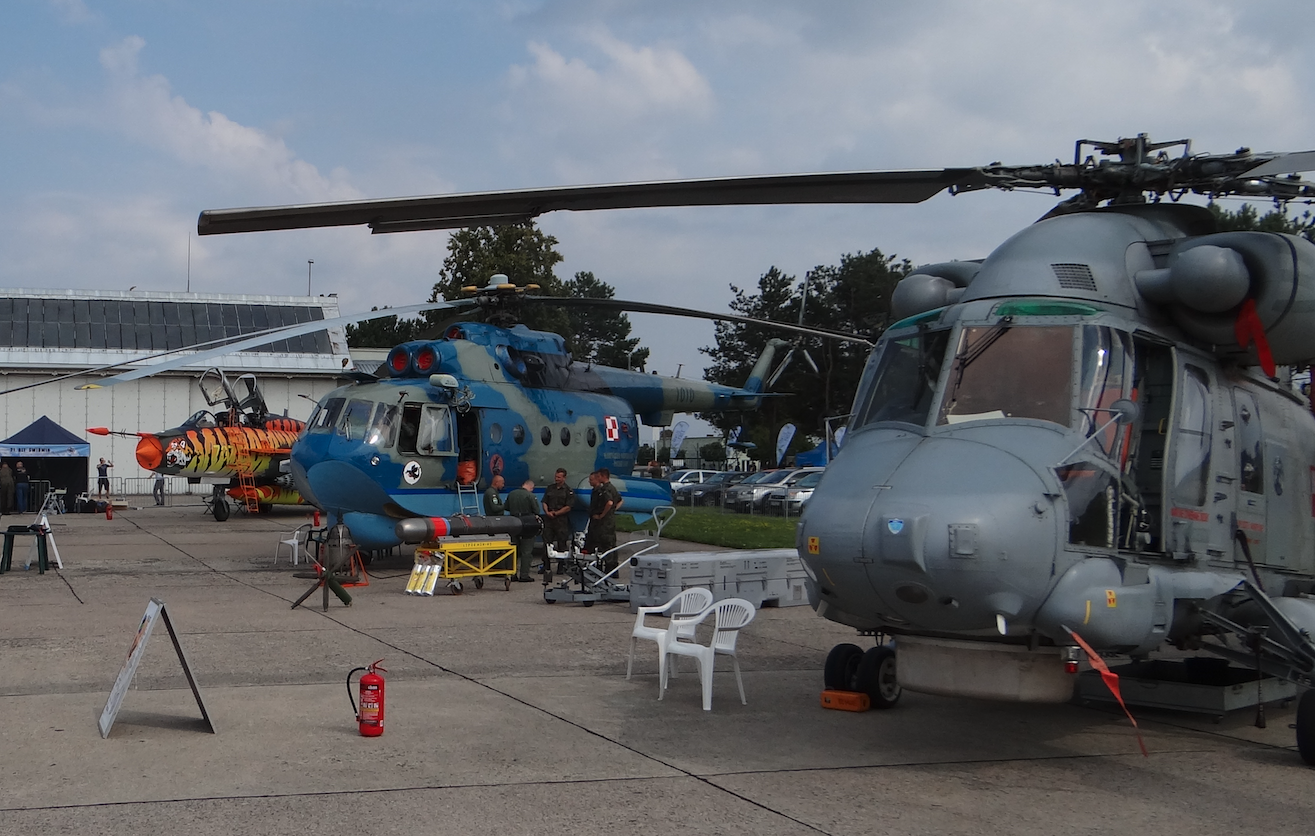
[3,0,1314,398]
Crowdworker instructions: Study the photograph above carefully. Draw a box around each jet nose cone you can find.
[135,435,163,470]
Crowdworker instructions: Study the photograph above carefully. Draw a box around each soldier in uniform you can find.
[541,467,575,575]
[482,474,505,515]
[588,468,622,573]
[503,479,542,582]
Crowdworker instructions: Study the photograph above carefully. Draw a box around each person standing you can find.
[503,479,542,582]
[0,461,14,514]
[96,458,113,499]
[587,469,621,572]
[482,474,505,515]
[14,461,30,514]
[541,468,575,572]
[152,471,166,506]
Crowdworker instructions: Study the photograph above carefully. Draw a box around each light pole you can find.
[307,259,314,295]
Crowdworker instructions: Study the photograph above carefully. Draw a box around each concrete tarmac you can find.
[1,503,1312,835]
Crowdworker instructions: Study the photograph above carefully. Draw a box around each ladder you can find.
[456,481,480,516]
[237,472,260,514]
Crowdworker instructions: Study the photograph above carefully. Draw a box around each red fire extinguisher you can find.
[347,659,387,737]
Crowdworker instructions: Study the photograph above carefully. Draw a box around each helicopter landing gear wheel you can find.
[855,645,901,708]
[212,497,230,522]
[1297,689,1315,766]
[474,577,484,590]
[824,643,864,691]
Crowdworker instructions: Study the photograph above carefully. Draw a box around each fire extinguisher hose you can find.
[346,666,368,719]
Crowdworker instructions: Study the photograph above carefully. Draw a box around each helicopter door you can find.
[1127,339,1174,553]
[1232,388,1268,566]
[1164,363,1224,560]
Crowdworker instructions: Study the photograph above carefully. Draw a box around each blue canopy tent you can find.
[793,441,837,467]
[0,416,91,505]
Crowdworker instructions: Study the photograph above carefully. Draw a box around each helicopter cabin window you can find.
[1075,327,1133,460]
[1171,366,1211,507]
[938,325,1073,427]
[311,397,344,434]
[338,399,374,441]
[513,425,525,445]
[365,403,399,449]
[416,405,455,456]
[851,328,950,428]
[489,423,503,444]
[541,426,552,446]
[1235,390,1264,494]
[586,427,597,447]
[560,427,571,446]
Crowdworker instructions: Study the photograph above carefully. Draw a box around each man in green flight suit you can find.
[503,479,542,582]
[588,468,623,573]
[482,474,505,515]
[541,467,575,574]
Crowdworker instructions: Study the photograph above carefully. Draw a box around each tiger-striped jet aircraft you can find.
[89,368,305,520]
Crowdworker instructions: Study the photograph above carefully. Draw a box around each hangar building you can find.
[0,288,353,496]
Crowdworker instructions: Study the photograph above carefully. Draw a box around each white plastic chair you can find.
[274,523,312,566]
[627,587,715,691]
[660,597,756,710]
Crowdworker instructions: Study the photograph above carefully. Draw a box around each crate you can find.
[629,549,805,611]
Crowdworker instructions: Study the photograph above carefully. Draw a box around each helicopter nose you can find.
[802,432,1061,635]
[135,435,163,470]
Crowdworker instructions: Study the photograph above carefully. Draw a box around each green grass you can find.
[618,506,799,550]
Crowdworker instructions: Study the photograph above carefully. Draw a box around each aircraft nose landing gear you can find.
[824,641,901,709]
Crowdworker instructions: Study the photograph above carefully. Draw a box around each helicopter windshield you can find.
[938,325,1073,427]
[851,328,951,428]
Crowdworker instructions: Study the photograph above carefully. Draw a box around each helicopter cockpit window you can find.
[416,405,455,456]
[1171,366,1211,507]
[1076,326,1133,459]
[365,403,399,449]
[338,399,375,441]
[938,325,1073,428]
[851,329,950,428]
[310,397,345,434]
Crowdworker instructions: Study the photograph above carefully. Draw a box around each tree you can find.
[345,307,424,348]
[426,222,570,336]
[700,249,910,461]
[699,441,726,465]
[563,271,650,369]
[1209,202,1315,241]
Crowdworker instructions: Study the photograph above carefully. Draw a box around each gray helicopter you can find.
[198,134,1315,762]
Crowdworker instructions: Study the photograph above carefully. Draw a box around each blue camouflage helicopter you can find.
[87,272,867,550]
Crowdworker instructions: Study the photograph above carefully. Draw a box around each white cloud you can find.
[47,0,96,25]
[97,37,360,202]
[509,28,714,120]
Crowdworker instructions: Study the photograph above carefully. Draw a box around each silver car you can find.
[765,468,824,515]
[724,468,807,513]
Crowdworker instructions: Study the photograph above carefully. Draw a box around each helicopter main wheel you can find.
[855,645,901,709]
[1297,689,1315,766]
[824,643,865,691]
[212,497,230,522]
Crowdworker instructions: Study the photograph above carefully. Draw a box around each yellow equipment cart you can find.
[408,536,517,595]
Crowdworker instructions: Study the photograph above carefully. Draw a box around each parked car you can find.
[672,470,749,505]
[723,468,809,513]
[667,469,721,487]
[765,468,825,515]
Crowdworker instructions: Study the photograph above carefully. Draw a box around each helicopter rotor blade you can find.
[76,299,479,390]
[802,348,820,375]
[1243,151,1315,178]
[534,295,872,345]
[197,169,985,236]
